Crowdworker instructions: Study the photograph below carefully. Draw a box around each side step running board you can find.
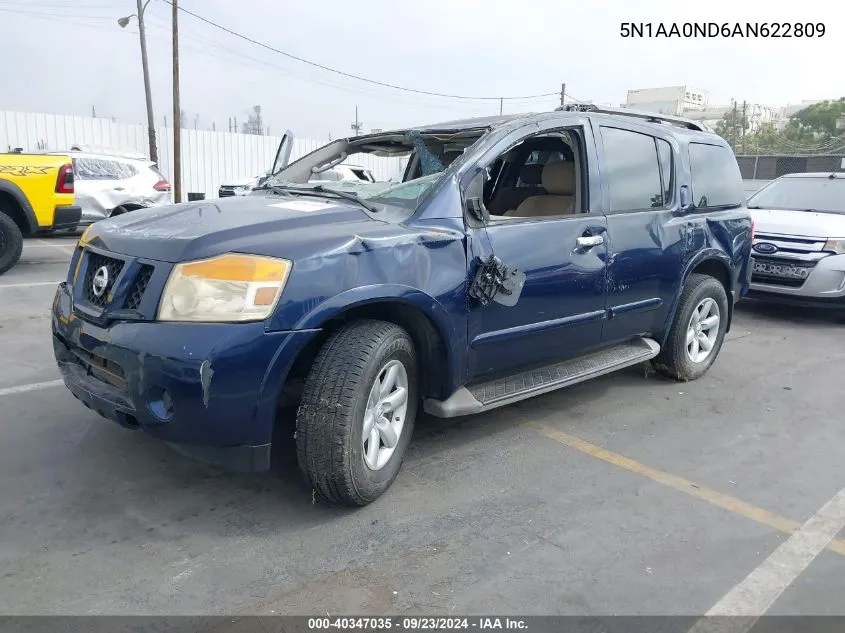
[424,337,660,418]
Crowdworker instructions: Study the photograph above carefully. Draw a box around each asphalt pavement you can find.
[1,235,845,617]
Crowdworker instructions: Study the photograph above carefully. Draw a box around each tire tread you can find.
[0,212,24,275]
[652,273,728,382]
[295,319,414,506]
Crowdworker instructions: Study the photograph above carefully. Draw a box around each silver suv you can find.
[50,148,172,226]
[746,172,845,310]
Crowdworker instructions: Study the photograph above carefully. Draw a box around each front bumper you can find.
[748,252,845,307]
[744,289,845,310]
[51,282,318,472]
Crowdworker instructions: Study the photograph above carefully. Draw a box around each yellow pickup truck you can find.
[0,152,82,274]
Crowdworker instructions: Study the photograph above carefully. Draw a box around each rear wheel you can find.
[295,319,417,506]
[0,212,24,275]
[652,273,729,381]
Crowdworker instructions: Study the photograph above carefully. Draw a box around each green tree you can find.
[744,120,816,154]
[791,98,845,137]
[714,105,749,151]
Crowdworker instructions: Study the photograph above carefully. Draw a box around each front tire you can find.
[0,212,24,275]
[296,320,417,506]
[652,273,729,381]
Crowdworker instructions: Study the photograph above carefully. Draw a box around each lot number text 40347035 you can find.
[307,617,528,630]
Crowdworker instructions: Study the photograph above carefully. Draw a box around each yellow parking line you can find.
[31,239,75,256]
[530,423,845,557]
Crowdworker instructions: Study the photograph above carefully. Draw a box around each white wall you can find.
[0,111,407,200]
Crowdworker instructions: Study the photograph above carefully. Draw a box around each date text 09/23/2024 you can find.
[620,22,826,37]
[307,617,527,630]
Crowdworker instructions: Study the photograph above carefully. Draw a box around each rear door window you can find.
[599,126,664,212]
[74,158,137,180]
[688,143,743,209]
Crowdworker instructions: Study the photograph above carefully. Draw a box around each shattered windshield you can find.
[261,129,485,211]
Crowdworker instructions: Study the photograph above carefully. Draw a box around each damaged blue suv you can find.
[52,106,753,506]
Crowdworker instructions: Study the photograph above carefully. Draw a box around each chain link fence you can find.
[736,153,845,180]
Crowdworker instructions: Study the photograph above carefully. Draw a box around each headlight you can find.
[158,253,292,322]
[234,185,253,195]
[823,238,845,255]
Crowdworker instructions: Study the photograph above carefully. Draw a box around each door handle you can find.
[576,235,604,249]
[113,187,125,191]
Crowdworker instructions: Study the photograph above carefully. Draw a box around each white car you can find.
[218,131,376,197]
[219,164,377,197]
[746,172,845,311]
[49,148,171,226]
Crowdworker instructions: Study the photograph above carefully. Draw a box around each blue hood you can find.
[84,193,395,263]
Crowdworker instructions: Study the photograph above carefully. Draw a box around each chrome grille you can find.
[753,232,828,260]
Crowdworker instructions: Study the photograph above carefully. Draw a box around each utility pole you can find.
[351,106,362,136]
[742,101,747,154]
[118,0,158,163]
[172,0,182,202]
[560,83,566,107]
[731,99,738,150]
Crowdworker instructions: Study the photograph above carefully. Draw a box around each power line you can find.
[155,0,558,102]
[0,6,115,19]
[142,19,544,114]
[0,1,117,7]
[0,8,138,32]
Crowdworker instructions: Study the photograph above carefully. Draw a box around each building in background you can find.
[241,105,265,136]
[619,86,830,134]
[684,102,780,133]
[621,85,709,116]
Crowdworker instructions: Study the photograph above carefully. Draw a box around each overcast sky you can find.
[0,0,838,139]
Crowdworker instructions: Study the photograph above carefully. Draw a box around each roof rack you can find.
[555,103,713,133]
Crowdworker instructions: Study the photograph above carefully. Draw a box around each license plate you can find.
[753,260,810,280]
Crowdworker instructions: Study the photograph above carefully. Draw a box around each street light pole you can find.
[172,0,182,203]
[118,0,157,163]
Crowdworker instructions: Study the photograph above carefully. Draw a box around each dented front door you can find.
[466,215,609,380]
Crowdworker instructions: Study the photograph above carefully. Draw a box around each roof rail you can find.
[555,103,713,133]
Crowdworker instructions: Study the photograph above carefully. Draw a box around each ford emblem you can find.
[753,242,778,255]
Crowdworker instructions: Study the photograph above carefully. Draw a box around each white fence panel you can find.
[1,111,407,200]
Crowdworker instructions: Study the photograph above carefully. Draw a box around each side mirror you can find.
[466,197,490,223]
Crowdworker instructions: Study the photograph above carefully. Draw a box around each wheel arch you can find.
[111,203,144,216]
[660,252,734,346]
[0,180,37,234]
[280,286,459,408]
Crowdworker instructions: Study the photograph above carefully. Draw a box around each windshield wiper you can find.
[280,185,379,213]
